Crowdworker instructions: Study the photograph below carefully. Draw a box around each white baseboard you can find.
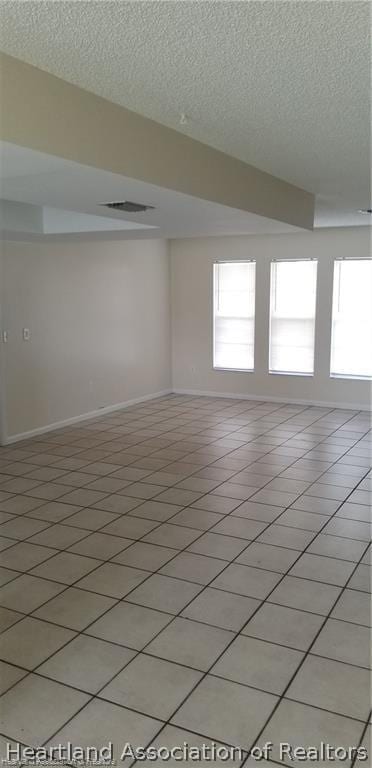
[2,385,370,446]
[2,389,173,445]
[172,388,372,412]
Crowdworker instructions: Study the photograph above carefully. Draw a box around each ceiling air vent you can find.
[100,200,155,213]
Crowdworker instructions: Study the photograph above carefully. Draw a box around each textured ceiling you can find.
[0,1,370,225]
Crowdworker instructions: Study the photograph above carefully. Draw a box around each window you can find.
[269,259,317,375]
[330,259,372,379]
[213,261,256,371]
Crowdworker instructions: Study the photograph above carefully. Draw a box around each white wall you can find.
[1,227,370,444]
[171,227,371,409]
[0,238,171,440]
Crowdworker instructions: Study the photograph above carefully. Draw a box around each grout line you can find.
[350,714,372,768]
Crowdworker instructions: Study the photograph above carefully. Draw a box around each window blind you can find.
[213,261,256,371]
[330,259,372,378]
[269,260,317,375]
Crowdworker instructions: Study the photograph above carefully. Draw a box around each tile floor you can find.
[0,394,370,765]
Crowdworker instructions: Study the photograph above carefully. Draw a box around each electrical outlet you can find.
[23,328,31,341]
[2,331,8,343]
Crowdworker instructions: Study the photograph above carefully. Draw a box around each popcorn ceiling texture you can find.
[0,1,369,220]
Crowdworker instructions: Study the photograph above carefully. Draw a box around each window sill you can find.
[269,370,314,378]
[213,366,255,374]
[330,374,372,382]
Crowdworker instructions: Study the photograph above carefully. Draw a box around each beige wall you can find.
[0,238,171,439]
[171,227,372,409]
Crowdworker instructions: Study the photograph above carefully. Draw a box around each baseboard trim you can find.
[2,389,173,445]
[3,385,370,445]
[172,388,371,412]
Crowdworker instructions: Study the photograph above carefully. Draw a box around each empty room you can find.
[0,0,371,765]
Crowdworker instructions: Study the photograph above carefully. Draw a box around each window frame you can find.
[212,259,256,373]
[268,258,318,378]
[329,257,372,381]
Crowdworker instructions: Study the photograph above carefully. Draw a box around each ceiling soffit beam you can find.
[0,53,314,229]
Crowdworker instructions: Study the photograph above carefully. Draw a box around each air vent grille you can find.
[100,200,155,213]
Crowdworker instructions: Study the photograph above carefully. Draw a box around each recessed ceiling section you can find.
[0,142,304,240]
[0,53,315,231]
[0,199,43,235]
[43,207,156,235]
[0,200,157,237]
